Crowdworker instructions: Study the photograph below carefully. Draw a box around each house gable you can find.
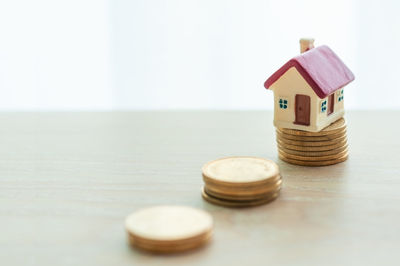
[269,67,315,97]
[271,67,320,130]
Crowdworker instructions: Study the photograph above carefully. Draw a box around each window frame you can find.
[320,99,327,113]
[337,89,344,102]
[278,97,289,110]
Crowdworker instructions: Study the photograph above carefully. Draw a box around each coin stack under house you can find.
[277,118,348,166]
[201,157,282,207]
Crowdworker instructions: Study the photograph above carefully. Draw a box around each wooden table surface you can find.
[1,111,399,266]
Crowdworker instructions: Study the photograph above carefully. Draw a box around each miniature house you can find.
[264,39,355,132]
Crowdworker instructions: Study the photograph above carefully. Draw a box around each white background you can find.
[0,0,399,110]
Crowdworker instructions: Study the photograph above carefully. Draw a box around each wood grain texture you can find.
[0,111,399,266]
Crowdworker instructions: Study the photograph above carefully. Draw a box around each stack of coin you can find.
[125,205,213,253]
[201,157,282,207]
[277,118,348,166]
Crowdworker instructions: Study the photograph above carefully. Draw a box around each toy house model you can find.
[264,39,355,132]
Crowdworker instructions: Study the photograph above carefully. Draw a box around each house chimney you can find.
[299,38,314,53]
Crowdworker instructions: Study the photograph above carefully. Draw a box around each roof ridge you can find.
[264,45,354,98]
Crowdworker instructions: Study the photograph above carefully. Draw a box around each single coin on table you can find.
[126,231,213,253]
[125,205,213,253]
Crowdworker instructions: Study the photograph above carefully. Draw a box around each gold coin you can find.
[204,178,282,197]
[201,187,279,208]
[278,148,348,161]
[203,183,281,201]
[276,129,346,142]
[278,144,348,156]
[279,118,346,136]
[129,226,211,247]
[203,174,281,191]
[202,156,279,186]
[128,228,213,247]
[279,152,348,166]
[277,134,347,147]
[277,138,347,152]
[128,231,212,253]
[125,205,213,252]
[203,173,281,189]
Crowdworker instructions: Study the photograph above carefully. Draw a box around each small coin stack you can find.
[277,118,348,166]
[201,157,282,207]
[125,205,213,253]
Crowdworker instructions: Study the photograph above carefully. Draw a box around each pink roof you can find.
[264,45,355,98]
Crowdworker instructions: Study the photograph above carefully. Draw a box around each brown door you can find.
[294,94,310,126]
[327,94,335,115]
